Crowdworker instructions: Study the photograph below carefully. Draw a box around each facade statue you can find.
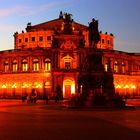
[63,12,73,34]
[59,11,63,19]
[27,22,31,27]
[88,18,100,47]
[64,13,72,22]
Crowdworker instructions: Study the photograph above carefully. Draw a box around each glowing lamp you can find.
[12,84,17,88]
[2,85,7,88]
[22,84,29,88]
[116,85,121,88]
[45,81,50,86]
[124,85,129,89]
[131,85,136,89]
[36,84,42,88]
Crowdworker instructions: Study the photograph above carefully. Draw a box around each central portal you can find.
[65,85,71,97]
[63,79,75,98]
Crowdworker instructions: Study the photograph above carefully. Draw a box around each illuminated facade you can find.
[0,12,140,98]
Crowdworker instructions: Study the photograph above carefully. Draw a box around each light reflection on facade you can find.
[0,11,139,98]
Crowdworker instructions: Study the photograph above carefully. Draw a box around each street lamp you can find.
[80,85,83,94]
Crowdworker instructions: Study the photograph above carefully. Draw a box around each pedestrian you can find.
[21,95,27,102]
[33,89,37,103]
[31,88,37,103]
[55,95,59,103]
[45,94,49,104]
[26,95,30,103]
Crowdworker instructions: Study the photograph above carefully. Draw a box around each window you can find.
[25,38,28,42]
[19,39,22,43]
[44,58,51,71]
[121,62,125,73]
[39,36,43,42]
[62,55,73,70]
[4,61,9,72]
[22,59,28,71]
[47,36,51,41]
[12,60,18,72]
[33,59,39,71]
[32,37,35,42]
[102,39,104,44]
[107,40,110,45]
[104,63,108,72]
[114,61,119,73]
[65,62,71,70]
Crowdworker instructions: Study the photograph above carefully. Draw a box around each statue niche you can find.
[88,18,100,48]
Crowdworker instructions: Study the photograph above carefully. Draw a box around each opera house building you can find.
[0,12,139,99]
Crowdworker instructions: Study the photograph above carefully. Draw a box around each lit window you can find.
[114,61,119,73]
[22,59,28,71]
[62,55,73,70]
[12,60,18,72]
[122,62,125,73]
[4,61,9,72]
[104,63,108,72]
[44,58,51,71]
[33,59,39,71]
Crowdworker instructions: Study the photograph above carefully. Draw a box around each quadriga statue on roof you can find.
[63,12,73,34]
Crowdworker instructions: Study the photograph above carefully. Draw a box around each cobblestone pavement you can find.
[0,99,140,140]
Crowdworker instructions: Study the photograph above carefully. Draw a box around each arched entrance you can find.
[63,79,75,98]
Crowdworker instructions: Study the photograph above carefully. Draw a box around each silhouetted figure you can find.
[63,12,73,34]
[88,18,100,47]
[31,88,37,103]
[55,95,59,103]
[45,94,49,104]
[59,11,63,19]
[26,95,30,103]
[27,22,31,27]
[21,95,27,102]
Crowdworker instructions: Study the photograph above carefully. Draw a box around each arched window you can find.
[33,58,39,71]
[63,55,72,70]
[114,61,119,73]
[44,58,51,72]
[22,59,28,71]
[121,62,125,73]
[4,61,9,72]
[12,60,18,72]
[104,63,108,72]
[65,62,71,70]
